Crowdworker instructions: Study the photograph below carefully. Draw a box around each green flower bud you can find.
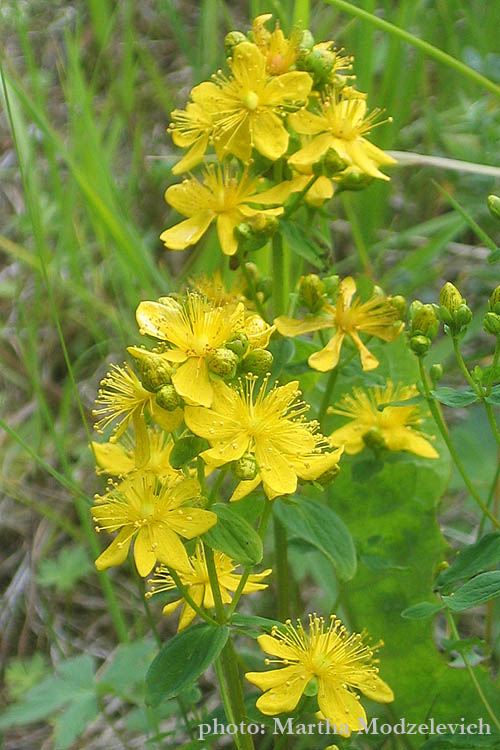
[411,304,439,339]
[314,463,341,486]
[322,274,339,298]
[430,364,444,384]
[241,348,274,376]
[299,29,315,51]
[312,148,347,177]
[234,214,279,253]
[225,332,249,358]
[409,300,424,320]
[439,282,463,314]
[256,277,273,301]
[483,312,500,337]
[335,167,373,191]
[224,31,247,55]
[362,426,387,452]
[489,284,500,312]
[127,347,172,391]
[244,261,260,283]
[155,384,181,411]
[410,334,431,356]
[389,294,406,320]
[298,274,325,312]
[454,303,472,328]
[206,348,239,378]
[487,195,500,221]
[305,48,336,84]
[233,453,258,481]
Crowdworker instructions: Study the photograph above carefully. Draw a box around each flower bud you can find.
[439,282,463,314]
[225,332,249,358]
[408,300,423,319]
[411,304,439,339]
[233,453,258,481]
[224,31,247,55]
[362,426,386,452]
[487,194,500,221]
[389,294,406,320]
[257,277,273,301]
[430,364,444,384]
[245,314,274,348]
[335,166,373,192]
[489,284,500,313]
[483,312,500,337]
[234,214,279,252]
[299,29,315,51]
[322,274,339,298]
[312,148,347,177]
[155,384,181,411]
[314,463,341,486]
[454,303,472,328]
[304,48,336,84]
[298,274,325,312]
[127,347,172,391]
[241,348,274,376]
[206,348,239,378]
[409,334,431,356]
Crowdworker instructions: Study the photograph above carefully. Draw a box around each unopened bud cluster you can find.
[437,282,472,336]
[484,284,500,338]
[408,301,439,356]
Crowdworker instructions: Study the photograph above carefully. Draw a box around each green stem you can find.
[273,514,290,621]
[205,545,226,623]
[272,232,286,316]
[445,609,500,731]
[476,458,500,541]
[341,192,371,273]
[167,568,218,626]
[226,500,273,619]
[486,341,500,394]
[323,0,500,99]
[285,175,318,219]
[418,358,500,529]
[208,466,228,507]
[240,261,268,320]
[317,368,339,427]
[214,657,239,727]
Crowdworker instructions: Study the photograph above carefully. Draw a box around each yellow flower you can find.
[136,293,245,407]
[275,277,403,372]
[245,614,393,735]
[288,91,396,180]
[184,377,343,501]
[160,165,292,256]
[251,14,302,75]
[92,363,183,439]
[168,88,216,174]
[329,381,438,458]
[92,426,183,480]
[190,270,247,310]
[195,42,312,162]
[146,542,271,631]
[92,472,216,576]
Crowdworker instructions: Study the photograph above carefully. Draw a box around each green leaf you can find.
[0,676,70,729]
[169,436,209,469]
[231,613,281,637]
[202,503,263,565]
[485,383,500,405]
[53,694,99,750]
[5,654,48,700]
[279,219,326,269]
[420,733,500,749]
[36,546,92,592]
[442,571,500,611]
[274,497,356,581]
[431,387,479,407]
[145,623,229,707]
[401,601,444,619]
[436,533,500,589]
[377,395,423,410]
[98,639,156,692]
[487,247,500,264]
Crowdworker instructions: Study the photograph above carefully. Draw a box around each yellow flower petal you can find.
[255,441,297,496]
[166,507,217,539]
[256,634,300,661]
[167,478,201,509]
[386,428,438,458]
[338,276,356,306]
[172,134,209,175]
[349,330,379,371]
[153,524,191,573]
[328,423,367,454]
[288,109,327,135]
[160,212,214,250]
[134,526,157,577]
[201,433,249,466]
[308,330,345,371]
[172,357,213,407]
[317,679,366,732]
[92,441,135,475]
[216,212,239,256]
[293,446,344,480]
[306,175,334,206]
[229,476,261,502]
[185,405,240,442]
[357,674,394,703]
[94,526,133,570]
[251,110,289,161]
[248,665,309,714]
[150,404,184,433]
[178,585,204,631]
[274,313,333,337]
[265,71,312,106]
[288,132,333,169]
[162,597,182,616]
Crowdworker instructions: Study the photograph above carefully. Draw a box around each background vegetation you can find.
[1,1,500,748]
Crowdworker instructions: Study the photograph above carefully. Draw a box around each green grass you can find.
[1,1,500,747]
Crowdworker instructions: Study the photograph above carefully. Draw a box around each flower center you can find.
[140,502,155,520]
[243,90,260,110]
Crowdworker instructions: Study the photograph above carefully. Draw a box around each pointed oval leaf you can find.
[145,623,229,707]
[401,602,444,620]
[443,571,500,612]
[436,533,500,589]
[431,387,479,407]
[274,497,356,581]
[202,503,263,565]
